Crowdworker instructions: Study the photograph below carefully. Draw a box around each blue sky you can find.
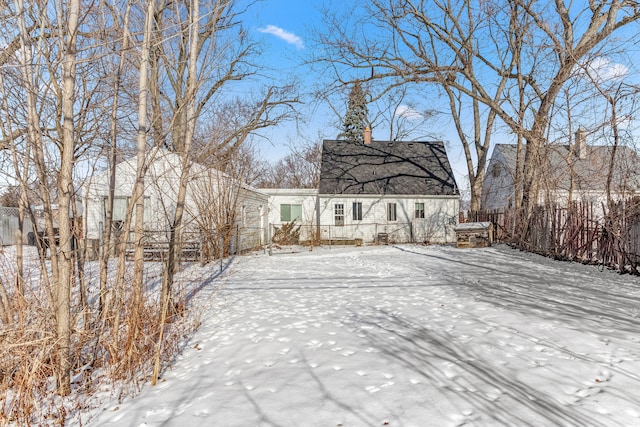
[242,0,476,193]
[241,0,640,199]
[245,0,335,152]
[2,1,637,199]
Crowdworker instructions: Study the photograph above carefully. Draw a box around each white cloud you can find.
[258,25,305,50]
[395,105,423,121]
[581,57,628,81]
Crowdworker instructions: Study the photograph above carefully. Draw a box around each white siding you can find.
[263,189,319,242]
[482,149,516,211]
[318,195,458,243]
[84,151,185,239]
[85,151,269,253]
[0,208,18,245]
[235,189,269,253]
[86,155,460,249]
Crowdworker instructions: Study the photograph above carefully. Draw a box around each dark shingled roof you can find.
[318,140,458,196]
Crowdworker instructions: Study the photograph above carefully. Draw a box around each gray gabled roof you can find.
[492,144,640,193]
[318,140,458,196]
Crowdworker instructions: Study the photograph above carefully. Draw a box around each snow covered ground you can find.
[83,244,640,427]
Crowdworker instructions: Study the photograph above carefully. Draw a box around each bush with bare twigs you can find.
[0,250,201,425]
[272,221,301,245]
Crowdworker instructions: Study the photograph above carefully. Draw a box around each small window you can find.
[335,203,345,226]
[415,202,425,219]
[107,197,128,222]
[280,204,290,221]
[107,196,151,225]
[352,202,363,221]
[280,204,302,222]
[387,203,397,221]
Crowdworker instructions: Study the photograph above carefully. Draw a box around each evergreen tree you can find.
[338,81,369,142]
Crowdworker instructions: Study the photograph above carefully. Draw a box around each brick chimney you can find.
[364,126,371,144]
[575,127,586,160]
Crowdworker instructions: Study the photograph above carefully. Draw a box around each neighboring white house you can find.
[261,138,460,245]
[84,150,269,256]
[482,132,640,214]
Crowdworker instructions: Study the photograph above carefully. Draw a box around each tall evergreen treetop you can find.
[338,81,369,143]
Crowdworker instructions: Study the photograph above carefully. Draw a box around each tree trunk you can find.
[130,0,155,341]
[100,2,132,316]
[155,0,201,385]
[160,0,200,328]
[54,0,81,396]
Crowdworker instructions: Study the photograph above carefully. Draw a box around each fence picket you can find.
[477,197,640,274]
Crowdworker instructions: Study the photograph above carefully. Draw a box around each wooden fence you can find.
[0,207,19,245]
[474,197,640,275]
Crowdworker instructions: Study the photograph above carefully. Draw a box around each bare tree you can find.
[134,0,299,382]
[10,0,84,397]
[192,90,300,169]
[578,62,640,208]
[373,86,436,142]
[13,0,69,395]
[99,0,132,315]
[55,0,81,395]
[189,144,260,261]
[315,0,640,221]
[258,139,322,189]
[128,0,155,350]
[154,0,202,385]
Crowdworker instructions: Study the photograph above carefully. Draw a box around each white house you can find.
[84,150,269,257]
[262,188,319,242]
[317,139,459,244]
[482,133,640,214]
[261,138,460,245]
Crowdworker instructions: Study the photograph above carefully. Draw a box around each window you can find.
[387,203,397,221]
[280,204,302,222]
[109,197,128,222]
[415,202,425,219]
[352,202,363,221]
[335,203,345,226]
[104,196,151,230]
[105,197,128,231]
